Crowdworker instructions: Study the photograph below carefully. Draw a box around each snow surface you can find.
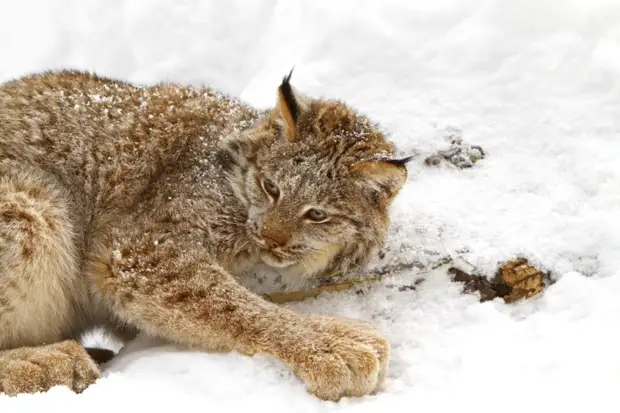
[1,0,620,411]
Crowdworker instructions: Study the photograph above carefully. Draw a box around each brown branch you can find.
[263,276,381,304]
[262,256,453,304]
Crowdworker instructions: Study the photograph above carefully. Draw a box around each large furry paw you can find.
[290,315,390,401]
[0,340,100,396]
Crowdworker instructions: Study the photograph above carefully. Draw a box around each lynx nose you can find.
[263,234,287,249]
[261,224,290,248]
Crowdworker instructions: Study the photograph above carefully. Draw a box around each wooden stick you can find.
[262,256,454,304]
[263,276,382,304]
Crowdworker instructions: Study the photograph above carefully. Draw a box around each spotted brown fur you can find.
[0,69,410,400]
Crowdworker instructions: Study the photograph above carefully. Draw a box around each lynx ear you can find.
[275,68,299,141]
[350,156,414,199]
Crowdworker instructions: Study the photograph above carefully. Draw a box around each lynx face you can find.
[223,72,411,279]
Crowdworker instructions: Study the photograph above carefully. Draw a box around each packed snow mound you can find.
[1,0,620,412]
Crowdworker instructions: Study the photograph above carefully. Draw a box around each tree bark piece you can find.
[449,257,550,303]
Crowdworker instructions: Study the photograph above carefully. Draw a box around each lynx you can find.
[0,69,410,401]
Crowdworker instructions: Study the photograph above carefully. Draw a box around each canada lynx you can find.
[0,69,410,400]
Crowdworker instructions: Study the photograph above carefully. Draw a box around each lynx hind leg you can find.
[0,340,100,396]
[0,167,89,349]
[0,168,96,395]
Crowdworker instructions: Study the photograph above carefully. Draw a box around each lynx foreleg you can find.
[90,232,390,401]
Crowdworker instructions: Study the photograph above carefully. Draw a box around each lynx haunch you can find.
[0,69,410,401]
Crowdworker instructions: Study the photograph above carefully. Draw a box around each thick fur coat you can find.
[0,70,409,400]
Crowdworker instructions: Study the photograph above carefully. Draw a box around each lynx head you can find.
[222,70,412,280]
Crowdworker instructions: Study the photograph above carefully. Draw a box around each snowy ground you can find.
[2,0,620,412]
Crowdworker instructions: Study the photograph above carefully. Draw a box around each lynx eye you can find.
[261,178,280,200]
[304,208,328,222]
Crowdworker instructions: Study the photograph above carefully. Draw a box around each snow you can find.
[1,0,620,411]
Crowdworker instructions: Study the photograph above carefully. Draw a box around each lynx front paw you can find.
[290,315,390,401]
[0,340,100,396]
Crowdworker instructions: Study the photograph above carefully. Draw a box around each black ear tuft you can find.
[375,155,416,169]
[283,66,294,83]
[278,67,298,123]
